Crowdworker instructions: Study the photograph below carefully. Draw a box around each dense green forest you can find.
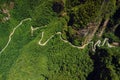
[0,0,120,80]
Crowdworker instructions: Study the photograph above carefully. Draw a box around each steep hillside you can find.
[0,0,120,80]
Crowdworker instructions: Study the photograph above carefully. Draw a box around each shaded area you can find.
[112,7,120,24]
[67,13,75,26]
[115,25,120,38]
[52,1,64,13]
[87,48,119,80]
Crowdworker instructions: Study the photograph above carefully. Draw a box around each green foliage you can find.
[88,47,120,80]
[102,0,116,19]
[66,0,117,28]
[45,36,93,80]
[66,0,102,28]
[30,0,57,27]
[0,0,120,80]
[103,32,120,42]
[0,20,32,79]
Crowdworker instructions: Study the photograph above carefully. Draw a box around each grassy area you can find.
[0,0,120,80]
[2,31,93,80]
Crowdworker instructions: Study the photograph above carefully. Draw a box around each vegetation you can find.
[88,47,120,80]
[0,0,120,80]
[65,0,117,46]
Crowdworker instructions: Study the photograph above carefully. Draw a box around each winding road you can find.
[0,18,115,55]
[0,18,31,54]
[38,31,115,51]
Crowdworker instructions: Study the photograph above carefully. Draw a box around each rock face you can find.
[9,2,14,9]
[0,2,14,23]
[63,0,117,46]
